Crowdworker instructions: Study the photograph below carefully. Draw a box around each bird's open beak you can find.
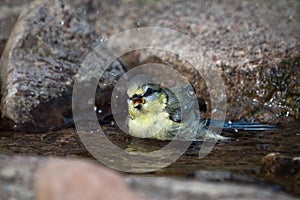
[132,97,145,108]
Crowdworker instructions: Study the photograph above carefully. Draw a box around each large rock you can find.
[92,0,300,124]
[0,0,125,132]
[0,0,33,57]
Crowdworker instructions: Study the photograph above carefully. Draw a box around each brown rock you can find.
[93,0,300,124]
[0,0,33,57]
[0,0,125,132]
[261,153,300,196]
[261,153,300,176]
[1,0,299,132]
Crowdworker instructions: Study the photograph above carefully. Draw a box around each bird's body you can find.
[126,80,228,141]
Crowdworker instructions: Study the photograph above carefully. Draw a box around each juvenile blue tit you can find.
[126,81,228,142]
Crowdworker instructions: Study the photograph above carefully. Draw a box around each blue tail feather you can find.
[203,118,277,132]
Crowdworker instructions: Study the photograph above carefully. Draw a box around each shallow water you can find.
[0,125,299,196]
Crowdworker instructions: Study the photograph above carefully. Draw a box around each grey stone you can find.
[126,175,298,200]
[0,0,33,57]
[0,154,44,200]
[0,0,125,132]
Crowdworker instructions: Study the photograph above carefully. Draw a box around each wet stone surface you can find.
[0,0,125,132]
[0,0,34,56]
[0,125,299,197]
[91,0,300,124]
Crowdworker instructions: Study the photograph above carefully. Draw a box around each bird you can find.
[126,76,229,142]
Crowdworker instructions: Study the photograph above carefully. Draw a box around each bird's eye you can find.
[143,88,154,97]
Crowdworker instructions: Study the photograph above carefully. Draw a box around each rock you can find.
[35,158,143,200]
[0,154,43,200]
[261,153,300,196]
[0,155,143,200]
[1,154,296,200]
[0,0,125,132]
[189,170,284,191]
[0,0,33,57]
[261,153,300,176]
[1,0,299,132]
[92,0,300,124]
[126,175,298,200]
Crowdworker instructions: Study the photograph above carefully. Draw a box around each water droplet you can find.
[65,80,71,86]
[98,109,102,114]
[60,20,65,25]
[100,38,105,43]
[94,106,97,111]
[285,111,290,117]
[111,121,115,126]
[187,88,194,97]
[88,98,94,105]
[115,95,119,99]
[13,125,18,129]
[110,71,118,77]
[136,22,141,27]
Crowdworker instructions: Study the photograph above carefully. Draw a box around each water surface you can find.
[0,125,299,196]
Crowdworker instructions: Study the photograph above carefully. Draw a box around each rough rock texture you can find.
[0,0,33,57]
[91,0,300,124]
[0,0,125,131]
[261,153,300,176]
[261,153,300,194]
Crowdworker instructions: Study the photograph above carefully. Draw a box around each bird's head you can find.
[127,83,168,119]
